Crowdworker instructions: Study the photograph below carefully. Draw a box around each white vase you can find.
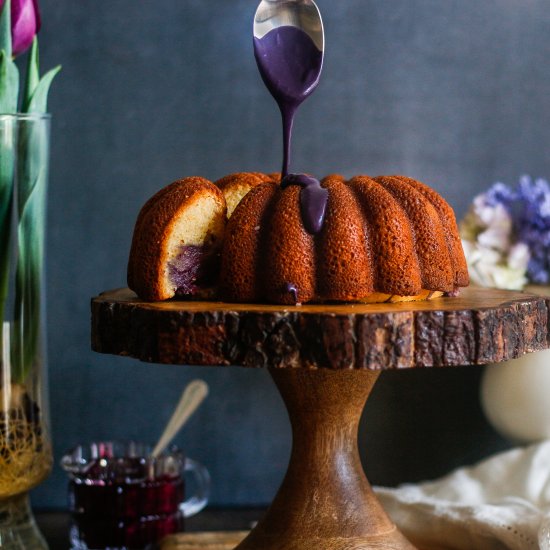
[480,286,550,443]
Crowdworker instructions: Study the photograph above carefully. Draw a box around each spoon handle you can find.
[151,379,209,458]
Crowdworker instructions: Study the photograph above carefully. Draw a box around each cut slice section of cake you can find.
[127,177,226,301]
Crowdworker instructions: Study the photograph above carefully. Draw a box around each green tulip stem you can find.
[0,30,59,384]
[0,0,12,59]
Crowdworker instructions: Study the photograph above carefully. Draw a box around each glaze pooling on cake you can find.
[128,172,469,305]
[283,282,300,304]
[281,174,328,234]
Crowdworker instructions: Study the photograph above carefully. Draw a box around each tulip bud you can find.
[0,0,41,57]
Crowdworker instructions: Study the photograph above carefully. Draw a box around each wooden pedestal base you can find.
[236,368,417,550]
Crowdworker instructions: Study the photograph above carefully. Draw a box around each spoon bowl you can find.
[254,0,324,52]
[253,0,325,177]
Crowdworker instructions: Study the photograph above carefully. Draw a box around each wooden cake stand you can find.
[92,287,549,550]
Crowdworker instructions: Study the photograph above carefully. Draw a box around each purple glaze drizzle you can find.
[283,282,299,304]
[444,288,461,298]
[254,25,323,178]
[282,173,328,234]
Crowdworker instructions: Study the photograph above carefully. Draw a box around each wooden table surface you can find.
[36,508,441,550]
[36,508,266,550]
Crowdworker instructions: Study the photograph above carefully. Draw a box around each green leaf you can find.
[0,117,15,369]
[16,115,48,203]
[0,49,19,113]
[0,0,12,59]
[0,162,14,317]
[12,167,46,382]
[23,38,40,112]
[0,118,15,301]
[0,184,13,291]
[11,117,49,382]
[26,64,61,114]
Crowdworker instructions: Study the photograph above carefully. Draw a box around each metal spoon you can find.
[151,379,209,458]
[253,0,325,177]
[253,0,324,52]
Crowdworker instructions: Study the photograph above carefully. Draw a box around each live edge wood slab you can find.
[92,287,549,369]
[91,287,550,550]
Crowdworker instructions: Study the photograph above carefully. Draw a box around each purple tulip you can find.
[1,0,41,56]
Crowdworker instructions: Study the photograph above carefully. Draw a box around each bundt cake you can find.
[127,172,469,305]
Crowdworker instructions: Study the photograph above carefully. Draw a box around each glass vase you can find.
[0,113,52,549]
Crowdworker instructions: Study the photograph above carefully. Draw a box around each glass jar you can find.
[61,441,211,549]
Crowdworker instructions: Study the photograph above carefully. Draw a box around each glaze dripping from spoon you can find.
[253,0,324,178]
[253,0,328,238]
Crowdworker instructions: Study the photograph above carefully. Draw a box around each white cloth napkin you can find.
[374,441,550,549]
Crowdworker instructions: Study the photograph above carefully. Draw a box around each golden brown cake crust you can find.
[215,172,275,218]
[220,182,278,302]
[393,175,469,288]
[348,176,423,296]
[317,177,373,301]
[215,172,273,191]
[374,175,455,293]
[265,185,317,304]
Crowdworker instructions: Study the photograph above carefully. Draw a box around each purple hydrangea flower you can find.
[508,176,550,283]
[484,182,516,208]
[466,175,550,286]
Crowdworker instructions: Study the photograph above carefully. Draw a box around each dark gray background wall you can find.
[31,0,549,509]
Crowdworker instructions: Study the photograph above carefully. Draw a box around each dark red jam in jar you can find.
[69,472,184,548]
[63,443,186,550]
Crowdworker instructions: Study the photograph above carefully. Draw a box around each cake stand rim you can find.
[92,286,546,315]
[91,287,550,370]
